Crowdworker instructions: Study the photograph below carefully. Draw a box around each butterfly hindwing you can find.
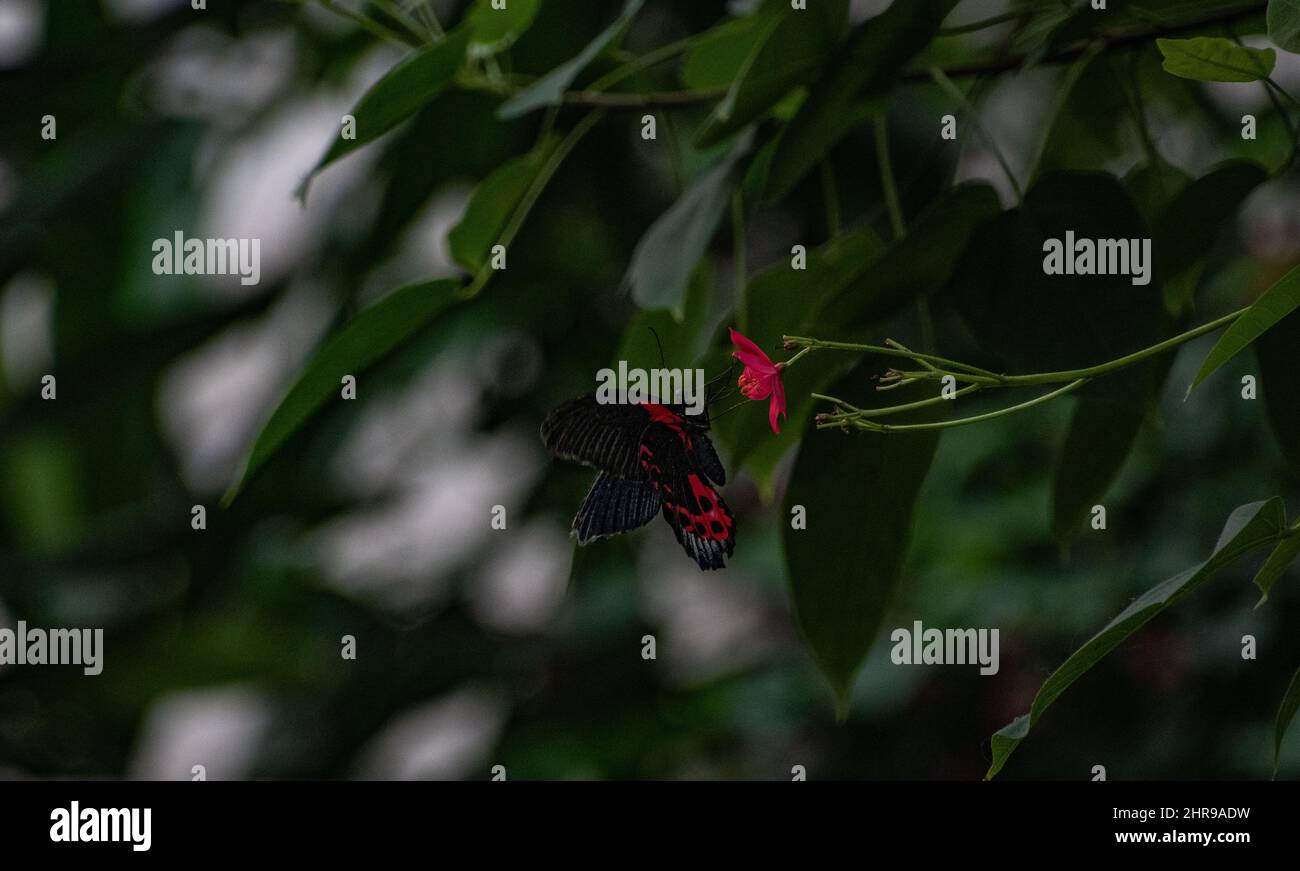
[639,426,735,570]
[573,472,661,543]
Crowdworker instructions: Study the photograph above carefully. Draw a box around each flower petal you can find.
[729,328,777,374]
[768,377,786,434]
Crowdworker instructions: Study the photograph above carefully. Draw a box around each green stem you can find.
[815,383,983,419]
[312,0,414,47]
[997,307,1246,386]
[875,114,906,240]
[782,335,1002,379]
[462,111,605,298]
[411,1,444,38]
[823,379,1089,433]
[931,66,1025,203]
[780,347,813,369]
[938,10,1024,36]
[588,35,698,92]
[370,0,431,42]
[789,307,1248,388]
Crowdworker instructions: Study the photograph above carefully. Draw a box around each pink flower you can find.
[730,328,786,434]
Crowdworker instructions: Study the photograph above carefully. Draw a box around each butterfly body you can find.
[541,395,736,570]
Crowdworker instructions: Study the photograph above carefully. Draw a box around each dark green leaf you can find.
[948,172,1163,400]
[1151,160,1265,316]
[1157,36,1275,82]
[1275,665,1300,776]
[1189,262,1300,394]
[497,0,643,119]
[298,31,469,200]
[1258,308,1300,482]
[1051,400,1146,542]
[1051,159,1219,542]
[224,278,463,503]
[448,135,559,273]
[1036,53,1136,180]
[1270,0,1300,52]
[693,1,848,148]
[814,182,1001,332]
[625,137,748,314]
[681,14,769,90]
[1125,157,1191,225]
[616,259,713,370]
[1253,534,1300,605]
[783,359,940,714]
[987,498,1287,778]
[760,0,959,205]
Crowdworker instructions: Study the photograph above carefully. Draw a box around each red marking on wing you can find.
[657,474,733,542]
[682,473,733,541]
[643,402,692,448]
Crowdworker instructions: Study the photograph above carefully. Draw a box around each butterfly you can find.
[541,392,736,570]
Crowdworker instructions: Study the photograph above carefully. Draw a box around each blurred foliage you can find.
[2,0,1300,780]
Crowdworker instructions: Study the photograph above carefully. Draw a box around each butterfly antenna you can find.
[648,326,666,369]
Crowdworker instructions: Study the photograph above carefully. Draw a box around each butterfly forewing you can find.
[541,395,652,479]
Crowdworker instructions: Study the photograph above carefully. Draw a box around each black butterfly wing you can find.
[540,395,650,479]
[640,427,736,571]
[572,472,661,543]
[691,432,726,485]
[543,393,735,569]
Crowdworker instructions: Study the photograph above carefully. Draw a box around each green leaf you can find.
[783,359,940,714]
[1157,36,1275,82]
[1051,400,1146,542]
[1275,665,1300,777]
[692,1,848,148]
[1050,160,1234,541]
[948,172,1164,400]
[1258,308,1300,481]
[625,137,749,314]
[448,135,559,273]
[760,0,959,205]
[224,278,463,503]
[297,30,469,201]
[466,0,541,57]
[987,498,1288,779]
[1151,160,1266,316]
[1269,0,1300,52]
[616,259,713,371]
[681,14,769,90]
[1253,534,1300,605]
[1124,157,1191,225]
[1034,51,1138,180]
[813,182,1001,332]
[1189,262,1300,394]
[497,0,643,120]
